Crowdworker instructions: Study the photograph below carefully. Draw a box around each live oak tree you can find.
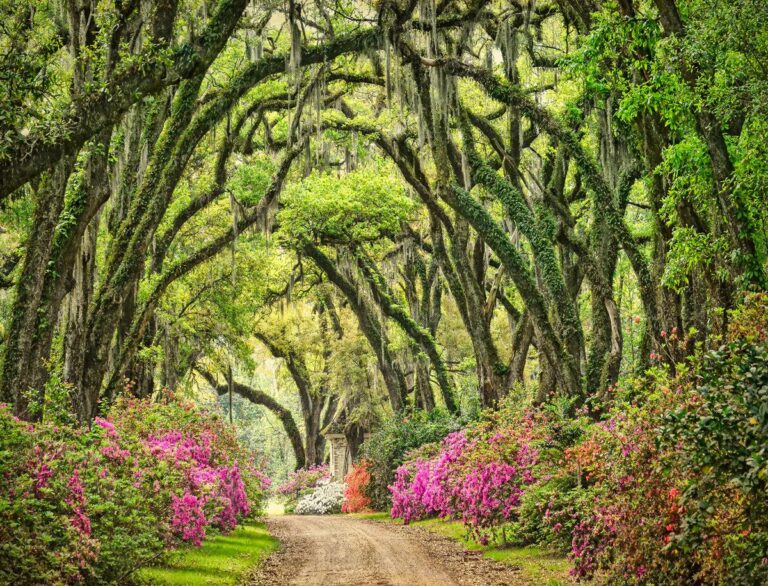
[0,0,766,467]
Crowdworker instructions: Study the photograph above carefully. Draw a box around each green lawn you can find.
[135,522,278,586]
[350,513,572,585]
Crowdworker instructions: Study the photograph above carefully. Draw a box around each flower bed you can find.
[385,294,768,584]
[0,394,269,584]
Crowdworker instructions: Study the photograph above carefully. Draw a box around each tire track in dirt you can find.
[250,515,533,586]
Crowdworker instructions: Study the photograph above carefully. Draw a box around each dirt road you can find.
[250,515,531,586]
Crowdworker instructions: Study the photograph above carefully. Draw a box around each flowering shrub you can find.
[341,460,372,513]
[295,481,345,515]
[276,464,331,496]
[384,295,768,585]
[389,413,539,542]
[659,294,768,584]
[0,394,269,584]
[549,295,768,584]
[276,464,330,512]
[520,294,768,584]
[558,394,689,582]
[362,410,464,510]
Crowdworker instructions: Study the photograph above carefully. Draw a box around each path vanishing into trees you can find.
[252,515,532,586]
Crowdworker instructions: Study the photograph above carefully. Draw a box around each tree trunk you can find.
[1,159,73,418]
[64,211,101,418]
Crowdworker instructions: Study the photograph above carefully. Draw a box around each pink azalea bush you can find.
[0,393,269,584]
[385,294,768,584]
[389,412,539,542]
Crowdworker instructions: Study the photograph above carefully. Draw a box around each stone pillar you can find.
[326,433,350,482]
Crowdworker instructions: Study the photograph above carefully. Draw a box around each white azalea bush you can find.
[295,480,345,515]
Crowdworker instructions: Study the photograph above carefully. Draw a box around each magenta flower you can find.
[171,493,207,546]
[94,417,117,435]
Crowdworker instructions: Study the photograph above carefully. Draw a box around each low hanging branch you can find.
[81,25,386,379]
[196,367,306,469]
[104,137,308,400]
[254,332,314,420]
[0,0,251,200]
[150,82,323,272]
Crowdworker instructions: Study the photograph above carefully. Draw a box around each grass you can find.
[135,522,278,586]
[350,512,572,585]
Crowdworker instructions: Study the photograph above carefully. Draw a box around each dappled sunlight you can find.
[137,522,277,585]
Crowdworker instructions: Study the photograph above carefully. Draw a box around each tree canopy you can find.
[1,0,767,471]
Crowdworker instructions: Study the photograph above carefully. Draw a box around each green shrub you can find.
[556,293,768,584]
[662,294,768,584]
[0,394,269,584]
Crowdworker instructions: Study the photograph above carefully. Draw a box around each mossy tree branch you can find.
[197,366,306,469]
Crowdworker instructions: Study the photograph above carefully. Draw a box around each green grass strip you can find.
[136,522,278,585]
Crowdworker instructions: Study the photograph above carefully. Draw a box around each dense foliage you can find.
[0,394,268,584]
[387,295,768,584]
[361,411,464,510]
[1,0,768,583]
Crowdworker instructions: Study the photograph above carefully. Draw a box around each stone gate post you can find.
[325,433,350,482]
